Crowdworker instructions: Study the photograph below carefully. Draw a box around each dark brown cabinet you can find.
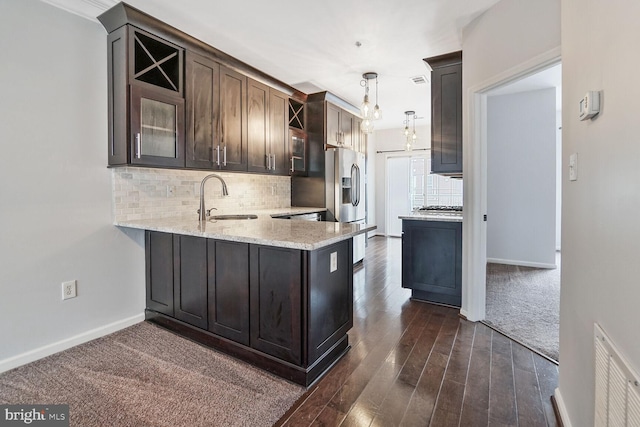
[173,235,208,329]
[289,128,307,175]
[247,80,289,175]
[208,240,250,346]
[250,245,302,364]
[219,66,248,171]
[185,52,220,169]
[144,229,354,386]
[402,219,462,307]
[306,92,364,152]
[145,231,174,316]
[107,25,185,167]
[424,51,463,176]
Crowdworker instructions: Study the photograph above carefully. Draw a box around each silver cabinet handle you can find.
[266,153,271,170]
[271,154,275,170]
[223,146,227,166]
[216,145,221,166]
[135,133,141,159]
[290,157,295,173]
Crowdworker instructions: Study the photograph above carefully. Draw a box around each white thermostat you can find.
[579,91,600,120]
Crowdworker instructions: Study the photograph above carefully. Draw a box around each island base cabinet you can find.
[144,230,354,386]
[307,239,353,364]
[250,245,302,365]
[208,240,250,346]
[402,220,462,307]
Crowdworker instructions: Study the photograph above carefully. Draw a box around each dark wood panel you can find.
[270,89,289,175]
[427,51,462,175]
[307,240,353,364]
[250,245,302,365]
[247,78,269,172]
[207,240,250,345]
[185,51,219,169]
[173,235,207,329]
[219,65,247,171]
[107,26,128,165]
[402,220,462,306]
[145,231,174,316]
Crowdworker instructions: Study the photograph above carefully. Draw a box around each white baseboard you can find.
[554,388,573,427]
[487,257,557,269]
[0,313,145,374]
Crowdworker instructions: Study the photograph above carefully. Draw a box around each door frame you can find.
[462,47,561,321]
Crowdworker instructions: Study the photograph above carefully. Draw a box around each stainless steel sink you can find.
[209,214,258,220]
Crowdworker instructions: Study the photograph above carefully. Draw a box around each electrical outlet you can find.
[166,185,175,197]
[330,252,338,272]
[62,280,77,300]
[271,185,276,196]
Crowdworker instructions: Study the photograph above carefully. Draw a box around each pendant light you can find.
[360,72,381,134]
[403,110,416,151]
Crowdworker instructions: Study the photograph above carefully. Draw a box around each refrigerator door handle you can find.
[354,164,361,206]
[351,164,357,206]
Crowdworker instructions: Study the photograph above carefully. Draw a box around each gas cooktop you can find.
[417,206,463,212]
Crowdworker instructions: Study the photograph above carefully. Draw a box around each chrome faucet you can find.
[198,174,229,221]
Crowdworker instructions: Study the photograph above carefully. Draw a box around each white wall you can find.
[460,0,560,321]
[558,1,640,426]
[373,126,429,236]
[0,0,145,370]
[487,88,556,268]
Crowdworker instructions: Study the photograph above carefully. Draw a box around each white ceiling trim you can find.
[39,0,115,22]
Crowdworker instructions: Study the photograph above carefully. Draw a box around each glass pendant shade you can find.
[373,104,382,120]
[361,118,374,134]
[361,95,371,118]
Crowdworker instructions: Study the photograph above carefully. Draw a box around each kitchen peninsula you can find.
[117,210,375,386]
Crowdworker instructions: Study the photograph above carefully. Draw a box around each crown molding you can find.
[40,0,117,22]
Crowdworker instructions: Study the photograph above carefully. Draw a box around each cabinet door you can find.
[431,62,462,174]
[219,65,248,171]
[340,111,354,148]
[401,220,462,306]
[289,128,307,176]
[269,89,289,175]
[247,79,270,172]
[145,231,174,316]
[130,85,185,167]
[250,245,302,364]
[185,52,220,169]
[174,235,208,329]
[208,241,250,345]
[326,103,341,147]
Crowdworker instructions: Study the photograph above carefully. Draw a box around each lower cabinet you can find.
[402,220,462,307]
[207,240,250,346]
[144,230,353,386]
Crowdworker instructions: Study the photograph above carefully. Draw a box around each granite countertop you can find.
[399,211,463,223]
[115,207,376,250]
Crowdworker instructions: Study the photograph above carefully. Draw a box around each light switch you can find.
[330,252,338,272]
[569,153,578,181]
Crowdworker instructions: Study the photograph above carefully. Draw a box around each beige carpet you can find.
[0,322,304,426]
[485,257,560,362]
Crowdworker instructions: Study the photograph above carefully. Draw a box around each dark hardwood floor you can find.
[277,236,558,427]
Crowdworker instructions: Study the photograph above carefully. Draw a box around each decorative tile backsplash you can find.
[112,167,291,221]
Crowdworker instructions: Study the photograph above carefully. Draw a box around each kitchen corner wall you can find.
[112,168,291,222]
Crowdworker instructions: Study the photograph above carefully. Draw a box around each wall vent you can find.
[410,75,429,85]
[594,323,640,426]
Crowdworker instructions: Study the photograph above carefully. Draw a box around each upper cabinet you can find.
[99,2,306,174]
[424,51,463,176]
[306,92,364,153]
[107,26,185,167]
[246,80,289,174]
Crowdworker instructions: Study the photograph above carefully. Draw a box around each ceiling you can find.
[43,0,502,130]
[488,63,562,111]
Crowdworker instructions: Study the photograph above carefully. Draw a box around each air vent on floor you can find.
[410,75,429,85]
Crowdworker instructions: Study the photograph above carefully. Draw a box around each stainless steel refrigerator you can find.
[292,147,367,263]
